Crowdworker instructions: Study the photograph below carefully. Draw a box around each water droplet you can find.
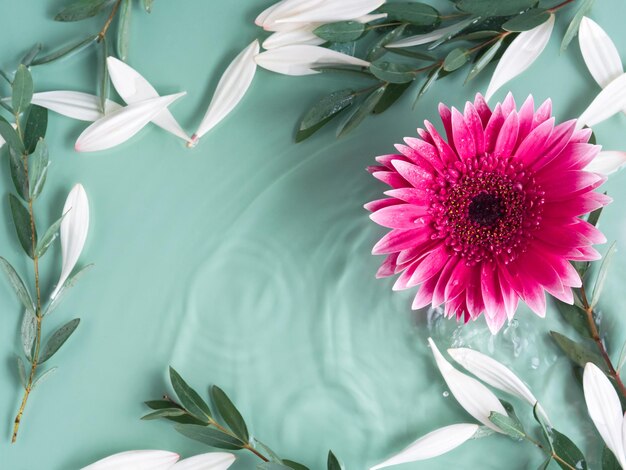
[443,391,450,398]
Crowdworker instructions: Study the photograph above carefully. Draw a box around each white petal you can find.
[585,151,626,175]
[31,91,121,121]
[275,0,385,25]
[260,0,325,31]
[387,23,467,48]
[578,73,626,129]
[428,338,507,432]
[583,363,626,468]
[75,92,186,152]
[369,424,479,470]
[107,57,190,141]
[81,450,179,470]
[263,29,325,49]
[485,15,555,102]
[171,453,235,470]
[51,184,89,299]
[356,13,388,23]
[191,40,259,143]
[579,17,623,88]
[255,45,370,76]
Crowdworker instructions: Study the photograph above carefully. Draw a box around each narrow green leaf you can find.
[488,411,525,440]
[428,16,479,49]
[169,367,212,422]
[117,0,132,61]
[39,318,80,363]
[591,241,617,308]
[12,65,33,115]
[327,451,343,470]
[29,139,49,200]
[533,403,553,451]
[378,2,441,26]
[587,205,603,228]
[16,356,27,389]
[369,61,416,83]
[503,9,551,32]
[0,257,35,314]
[561,0,594,52]
[145,399,183,410]
[554,299,588,337]
[314,21,365,43]
[9,194,37,258]
[550,331,607,372]
[36,215,65,259]
[373,82,412,114]
[144,400,206,425]
[367,24,407,62]
[98,37,110,113]
[603,445,621,469]
[551,429,587,470]
[174,424,244,450]
[142,0,154,13]
[466,39,502,82]
[384,47,437,62]
[31,35,98,66]
[0,115,24,154]
[55,0,116,21]
[21,309,36,361]
[616,341,626,373]
[211,385,249,443]
[443,47,470,72]
[283,461,310,470]
[20,43,43,67]
[23,106,48,155]
[253,439,283,463]
[337,86,386,137]
[32,367,57,389]
[457,0,535,16]
[8,146,29,201]
[45,264,94,316]
[142,408,187,420]
[414,65,441,108]
[300,89,356,131]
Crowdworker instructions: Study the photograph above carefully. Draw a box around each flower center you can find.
[468,193,504,227]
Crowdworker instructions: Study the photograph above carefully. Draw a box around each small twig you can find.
[548,0,576,13]
[98,0,123,41]
[523,434,577,470]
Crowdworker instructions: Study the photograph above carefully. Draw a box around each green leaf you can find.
[117,0,132,61]
[12,65,33,116]
[370,61,416,83]
[45,264,94,316]
[300,89,356,131]
[257,464,293,470]
[39,318,80,363]
[174,424,244,450]
[591,241,617,308]
[98,37,110,113]
[550,331,607,372]
[169,367,212,422]
[414,65,441,108]
[145,399,182,410]
[533,403,554,450]
[428,16,479,49]
[456,30,501,41]
[253,439,284,463]
[385,48,437,62]
[55,0,116,21]
[36,215,65,259]
[0,115,24,154]
[23,106,48,155]
[8,146,29,201]
[587,205,603,228]
[554,299,588,337]
[141,408,187,420]
[466,39,502,82]
[443,47,470,72]
[0,257,35,314]
[378,2,441,26]
[16,356,27,389]
[373,82,412,114]
[551,429,587,470]
[503,9,551,32]
[283,461,310,470]
[31,35,98,66]
[142,0,154,12]
[456,0,535,16]
[337,86,386,137]
[29,139,49,201]
[20,43,43,67]
[327,451,343,470]
[32,367,57,389]
[488,411,525,440]
[561,0,594,52]
[21,309,36,361]
[314,21,365,43]
[211,385,249,443]
[367,24,407,62]
[144,400,206,425]
[9,194,36,258]
[602,445,621,470]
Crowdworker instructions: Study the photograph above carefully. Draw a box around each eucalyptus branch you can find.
[97,0,123,42]
[522,434,577,470]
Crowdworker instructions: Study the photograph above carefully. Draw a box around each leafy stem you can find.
[522,434,577,470]
[548,0,577,13]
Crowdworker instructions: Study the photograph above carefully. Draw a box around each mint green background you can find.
[1,1,626,469]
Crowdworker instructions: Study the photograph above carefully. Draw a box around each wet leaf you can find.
[503,9,551,32]
[211,385,249,443]
[144,400,206,425]
[554,299,588,337]
[456,0,535,16]
[315,22,365,43]
[0,257,35,314]
[337,86,386,137]
[169,367,212,422]
[45,264,94,316]
[551,429,587,470]
[142,0,154,13]
[591,241,617,308]
[23,105,48,155]
[489,411,525,440]
[327,451,343,470]
[367,24,407,62]
[36,215,65,258]
[117,0,132,61]
[378,2,441,26]
[9,194,36,258]
[21,309,36,361]
[141,408,187,420]
[32,367,57,389]
[283,461,310,470]
[550,331,607,372]
[20,43,43,67]
[39,318,80,363]
[253,439,283,463]
[443,47,470,71]
[8,147,29,201]
[31,35,98,66]
[370,61,416,83]
[174,424,244,450]
[603,445,621,469]
[29,139,49,201]
[55,0,116,21]
[299,89,356,131]
[466,39,502,82]
[561,0,594,52]
[373,82,412,114]
[414,65,441,108]
[12,64,33,115]
[428,16,480,49]
[533,403,553,450]
[0,116,24,154]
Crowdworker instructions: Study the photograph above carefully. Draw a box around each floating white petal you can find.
[387,23,466,48]
[369,424,479,470]
[107,57,190,141]
[579,17,623,88]
[263,28,325,49]
[257,0,324,31]
[255,44,370,76]
[171,452,236,470]
[274,0,385,25]
[75,92,186,152]
[428,338,507,432]
[583,363,626,468]
[191,40,259,145]
[485,15,555,102]
[356,13,388,24]
[31,91,121,122]
[81,450,179,470]
[585,151,626,176]
[577,73,626,129]
[51,184,89,300]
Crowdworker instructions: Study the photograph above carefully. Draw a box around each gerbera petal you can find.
[370,204,429,229]
[424,120,457,165]
[483,104,504,154]
[404,138,445,171]
[391,159,434,187]
[532,99,552,129]
[376,253,399,278]
[464,102,485,155]
[473,93,492,126]
[515,118,554,167]
[364,198,402,213]
[412,273,439,309]
[517,95,535,141]
[493,111,519,158]
[408,244,449,287]
[451,108,475,160]
[372,228,431,255]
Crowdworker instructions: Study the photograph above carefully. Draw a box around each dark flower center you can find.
[468,193,504,227]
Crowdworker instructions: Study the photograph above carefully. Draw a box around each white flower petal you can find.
[81,450,179,470]
[583,363,626,468]
[191,40,259,144]
[107,57,190,141]
[579,17,623,88]
[263,29,325,49]
[255,44,370,76]
[369,424,479,470]
[356,13,388,23]
[260,0,325,31]
[275,0,385,25]
[31,91,121,122]
[387,23,466,48]
[51,184,89,299]
[428,338,507,432]
[171,452,235,470]
[75,92,186,152]
[485,15,555,102]
[578,73,626,129]
[585,151,626,175]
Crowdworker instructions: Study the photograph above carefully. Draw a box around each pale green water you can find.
[1,1,626,469]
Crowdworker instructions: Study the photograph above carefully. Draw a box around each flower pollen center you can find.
[468,193,504,227]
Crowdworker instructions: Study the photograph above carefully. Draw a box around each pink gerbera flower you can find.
[366,93,610,334]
